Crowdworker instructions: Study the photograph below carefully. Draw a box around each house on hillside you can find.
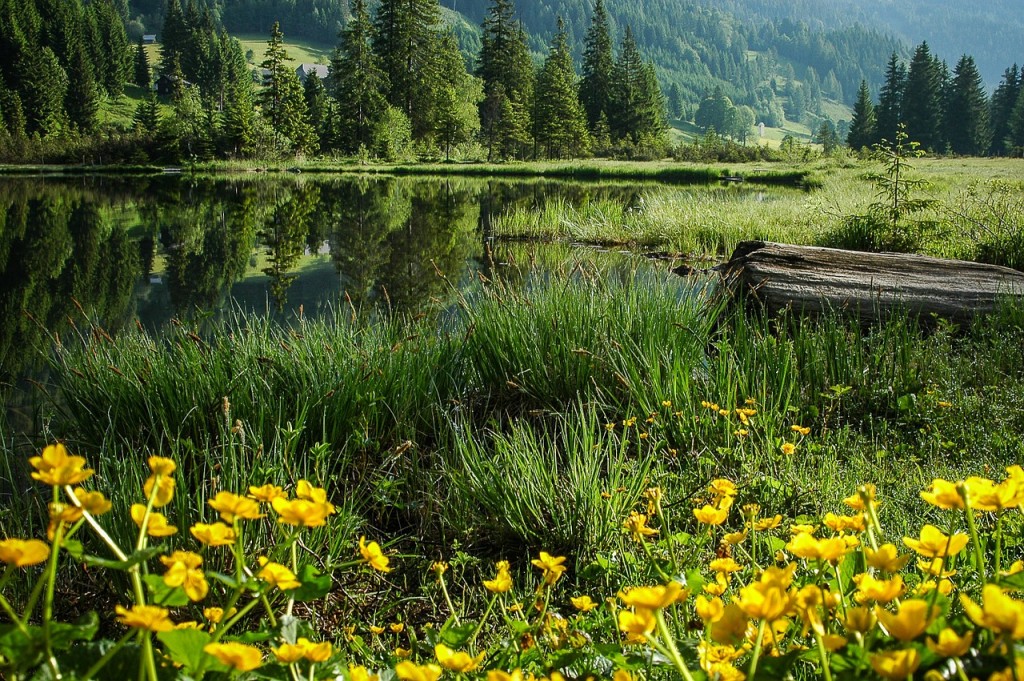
[142,34,157,44]
[295,63,329,84]
[155,74,192,96]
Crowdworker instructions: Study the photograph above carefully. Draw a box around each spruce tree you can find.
[534,18,589,159]
[477,0,533,158]
[372,0,441,139]
[133,91,160,133]
[160,0,188,78]
[944,55,989,156]
[988,65,1020,155]
[608,26,665,145]
[65,41,99,133]
[579,0,613,130]
[875,52,906,146]
[134,37,151,89]
[331,0,388,155]
[1009,88,1024,151]
[303,74,333,153]
[902,42,943,150]
[259,22,290,131]
[667,82,683,120]
[432,30,481,160]
[846,80,876,150]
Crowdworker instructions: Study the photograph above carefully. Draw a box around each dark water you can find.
[1,174,686,423]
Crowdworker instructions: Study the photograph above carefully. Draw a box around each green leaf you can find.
[61,539,84,559]
[143,573,190,607]
[80,544,166,571]
[439,621,478,647]
[207,571,242,589]
[50,611,99,650]
[0,625,44,672]
[289,564,331,602]
[157,628,215,674]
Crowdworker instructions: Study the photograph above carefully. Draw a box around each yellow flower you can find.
[970,476,1019,511]
[703,573,728,596]
[710,557,743,573]
[204,642,263,672]
[920,479,965,509]
[257,557,301,590]
[926,628,973,657]
[780,442,796,456]
[786,533,849,563]
[960,584,1024,639]
[248,484,286,503]
[870,648,921,680]
[272,638,331,663]
[115,604,174,632]
[623,512,659,541]
[723,530,748,545]
[842,484,876,511]
[694,504,729,525]
[272,642,307,664]
[143,475,175,509]
[853,573,904,604]
[754,514,783,531]
[395,661,443,681]
[359,536,392,573]
[789,524,816,535]
[823,512,865,533]
[204,607,236,624]
[394,648,412,658]
[349,665,379,681]
[619,581,685,610]
[483,561,512,593]
[874,600,937,641]
[617,607,656,642]
[571,595,599,612]
[190,521,236,546]
[903,525,969,558]
[208,491,263,523]
[148,456,176,476]
[701,400,720,411]
[865,544,911,572]
[73,488,112,516]
[130,504,177,537]
[29,443,94,486]
[709,603,749,646]
[531,551,567,586]
[696,595,725,622]
[790,425,810,436]
[734,564,796,622]
[0,538,50,567]
[843,606,876,634]
[369,625,385,635]
[295,480,329,503]
[160,551,208,602]
[271,496,333,527]
[47,502,82,540]
[435,643,484,672]
[430,561,449,577]
[709,478,737,499]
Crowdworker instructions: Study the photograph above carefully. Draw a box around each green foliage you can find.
[944,55,990,156]
[330,0,388,155]
[534,18,590,160]
[846,80,875,150]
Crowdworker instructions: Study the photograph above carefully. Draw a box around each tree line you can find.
[846,42,1024,156]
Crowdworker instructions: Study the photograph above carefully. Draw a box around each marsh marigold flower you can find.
[571,595,599,612]
[350,666,379,681]
[532,551,567,586]
[823,512,865,533]
[130,504,177,537]
[204,642,263,672]
[271,496,333,528]
[617,608,656,642]
[927,628,973,657]
[753,514,783,531]
[842,484,876,511]
[780,442,796,456]
[791,424,810,436]
[786,533,850,563]
[395,661,442,681]
[73,488,112,516]
[483,560,512,593]
[694,504,729,526]
[190,522,236,546]
[143,458,176,508]
[903,525,969,559]
[359,536,392,573]
[435,644,485,672]
[865,544,911,572]
[853,573,904,604]
[623,512,658,542]
[619,581,685,610]
[874,600,937,642]
[920,479,965,510]
[959,584,1024,638]
[248,484,286,503]
[734,564,796,622]
[843,606,876,634]
[29,443,94,486]
[161,551,208,601]
[870,648,921,680]
[257,557,301,590]
[208,491,263,523]
[272,638,332,664]
[115,604,174,632]
[0,538,50,567]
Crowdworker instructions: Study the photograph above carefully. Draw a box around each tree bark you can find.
[717,241,1024,322]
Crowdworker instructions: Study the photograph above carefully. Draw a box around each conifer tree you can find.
[160,0,188,78]
[134,37,151,89]
[65,41,99,133]
[534,17,589,159]
[875,52,905,146]
[303,74,333,153]
[988,65,1020,155]
[902,42,943,150]
[372,0,441,140]
[608,26,665,145]
[331,0,388,155]
[1008,88,1024,151]
[846,80,876,150]
[580,0,613,130]
[944,55,989,156]
[133,91,160,133]
[18,47,69,136]
[433,30,481,160]
[667,82,683,120]
[259,22,290,130]
[477,0,533,159]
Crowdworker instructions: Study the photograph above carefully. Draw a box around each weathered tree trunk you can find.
[717,241,1024,322]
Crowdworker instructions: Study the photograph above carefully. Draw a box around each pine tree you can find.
[608,26,665,145]
[875,52,906,146]
[846,80,876,150]
[667,82,683,120]
[534,17,589,159]
[134,37,151,89]
[944,55,989,156]
[372,0,441,139]
[1009,88,1024,152]
[260,22,290,131]
[133,91,160,133]
[579,0,613,130]
[65,41,99,133]
[303,74,333,153]
[160,0,188,78]
[432,30,481,160]
[331,0,388,155]
[18,47,69,136]
[988,65,1020,155]
[477,0,533,159]
[902,42,943,150]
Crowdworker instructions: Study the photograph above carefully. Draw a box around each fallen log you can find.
[717,241,1024,322]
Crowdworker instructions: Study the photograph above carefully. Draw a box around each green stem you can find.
[638,537,672,583]
[814,629,834,681]
[141,634,159,681]
[654,499,680,577]
[748,618,768,680]
[0,591,32,636]
[438,575,460,625]
[80,628,135,680]
[467,594,497,648]
[654,610,697,681]
[286,540,297,618]
[962,506,986,579]
[41,521,63,679]
[994,512,1003,580]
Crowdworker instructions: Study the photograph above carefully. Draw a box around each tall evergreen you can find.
[433,31,481,160]
[667,82,683,120]
[331,0,388,154]
[477,0,533,159]
[608,26,666,145]
[902,42,943,150]
[372,0,441,139]
[1009,88,1024,152]
[989,65,1021,155]
[259,22,290,130]
[134,37,151,89]
[160,0,188,78]
[477,0,517,95]
[260,23,316,154]
[303,74,333,153]
[534,17,589,159]
[65,41,99,133]
[944,55,989,156]
[846,80,876,150]
[579,0,613,130]
[875,52,905,145]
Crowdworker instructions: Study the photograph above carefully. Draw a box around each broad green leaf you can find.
[143,573,190,607]
[81,544,165,571]
[157,628,215,674]
[50,611,99,650]
[289,564,331,602]
[439,621,478,647]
